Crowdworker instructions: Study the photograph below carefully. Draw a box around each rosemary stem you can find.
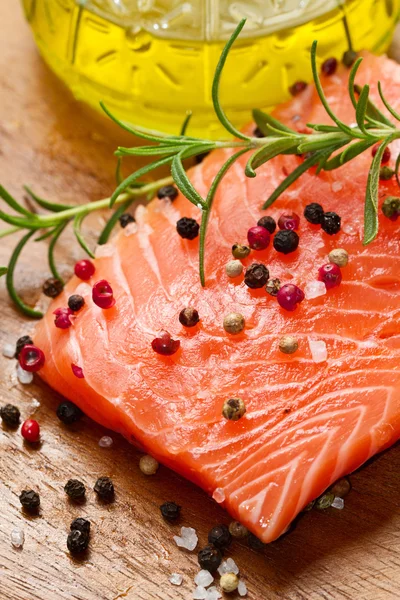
[199,208,210,287]
[35,176,174,226]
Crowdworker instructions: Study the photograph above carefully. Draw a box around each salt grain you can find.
[238,581,248,597]
[304,280,326,300]
[30,399,41,413]
[206,587,222,600]
[95,244,115,258]
[309,339,328,363]
[169,573,183,586]
[218,558,239,576]
[332,496,345,510]
[11,528,24,548]
[212,488,225,503]
[98,436,113,448]
[2,343,15,358]
[331,181,343,192]
[194,570,214,587]
[173,526,198,551]
[123,222,138,237]
[16,364,33,385]
[192,586,207,599]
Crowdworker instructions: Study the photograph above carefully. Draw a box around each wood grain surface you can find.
[1,4,400,600]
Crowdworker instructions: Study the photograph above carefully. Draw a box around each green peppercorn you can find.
[232,244,251,259]
[222,398,246,421]
[265,277,281,296]
[303,499,316,512]
[379,166,394,181]
[94,476,114,501]
[0,404,20,428]
[382,196,400,220]
[342,49,358,67]
[19,489,40,511]
[64,479,86,501]
[228,521,248,538]
[315,491,335,510]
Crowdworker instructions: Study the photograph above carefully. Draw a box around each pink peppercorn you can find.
[74,259,95,281]
[71,364,85,379]
[152,331,180,356]
[21,419,40,443]
[372,144,391,164]
[18,345,45,372]
[247,226,270,250]
[92,280,115,309]
[318,263,342,289]
[54,307,74,329]
[278,212,300,231]
[277,284,305,312]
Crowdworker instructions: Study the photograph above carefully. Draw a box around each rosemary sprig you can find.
[1,18,400,317]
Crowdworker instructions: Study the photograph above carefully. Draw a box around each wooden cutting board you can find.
[1,4,400,600]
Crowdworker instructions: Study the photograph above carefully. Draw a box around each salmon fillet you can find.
[34,54,400,543]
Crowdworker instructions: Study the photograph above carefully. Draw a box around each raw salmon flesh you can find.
[34,54,400,543]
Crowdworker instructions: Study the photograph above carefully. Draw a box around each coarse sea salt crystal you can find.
[212,488,225,503]
[124,222,138,236]
[169,573,183,586]
[238,581,248,597]
[173,526,198,551]
[30,398,40,412]
[218,558,239,576]
[2,343,15,358]
[192,587,207,599]
[95,243,115,258]
[10,528,24,548]
[332,496,345,510]
[194,570,214,587]
[16,364,33,385]
[309,339,328,363]
[304,280,326,300]
[331,181,343,192]
[98,435,113,448]
[206,587,222,600]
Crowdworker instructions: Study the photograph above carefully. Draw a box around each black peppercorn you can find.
[19,489,40,511]
[179,307,200,327]
[56,401,84,425]
[273,230,299,254]
[0,404,20,428]
[160,501,181,521]
[64,479,86,501]
[257,216,276,234]
[244,263,269,289]
[70,517,90,535]
[342,49,358,68]
[208,524,232,549]
[195,151,210,164]
[15,335,33,358]
[67,529,89,554]
[94,476,114,501]
[198,545,223,572]
[176,217,199,240]
[68,295,85,312]
[42,277,63,298]
[253,126,264,138]
[321,212,341,235]
[321,57,338,76]
[118,213,135,228]
[157,185,179,201]
[247,532,266,551]
[304,203,324,225]
[289,81,307,96]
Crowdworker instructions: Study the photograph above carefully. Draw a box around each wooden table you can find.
[1,4,400,599]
